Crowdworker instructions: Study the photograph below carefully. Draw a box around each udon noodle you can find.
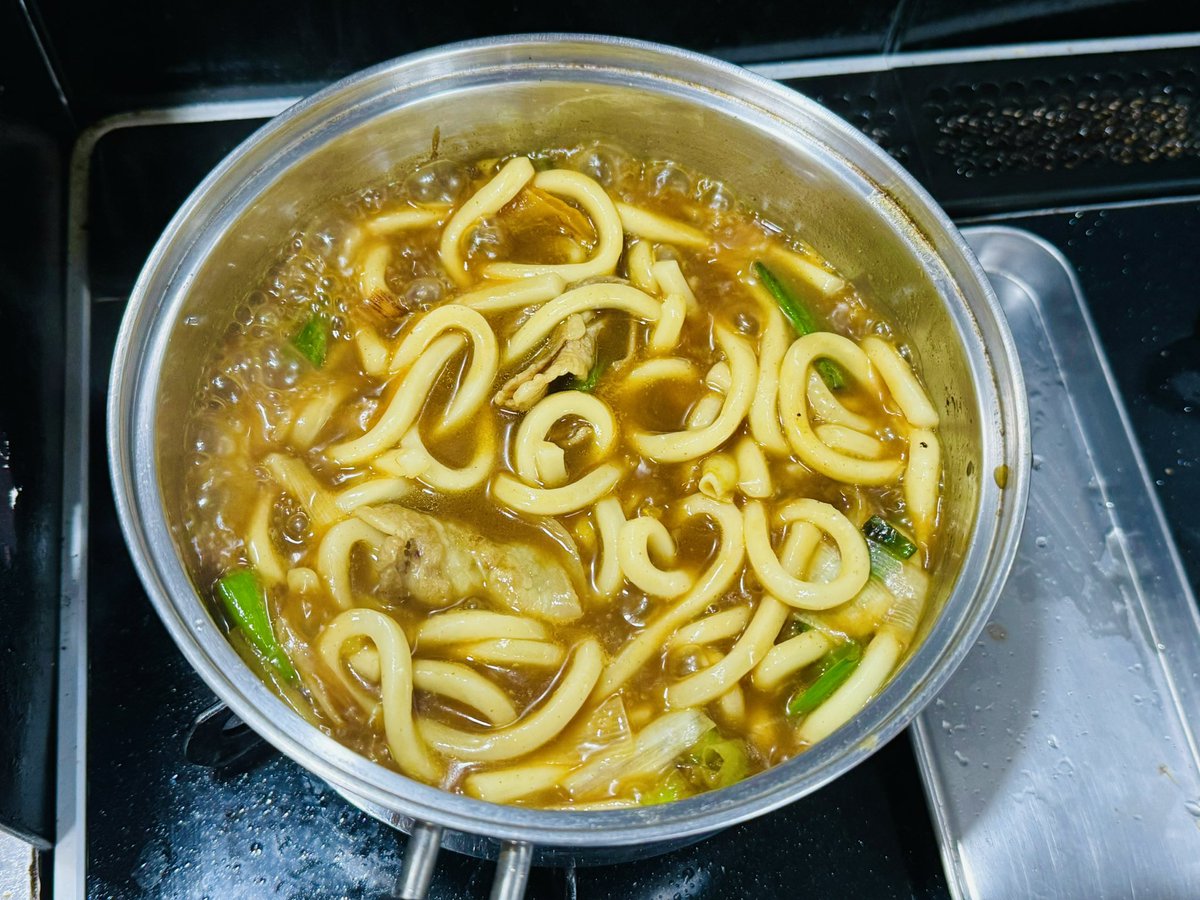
[183,143,941,807]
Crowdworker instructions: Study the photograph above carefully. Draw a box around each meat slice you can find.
[357,504,583,623]
[492,314,600,412]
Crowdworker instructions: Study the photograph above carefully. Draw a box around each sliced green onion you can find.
[569,357,607,392]
[867,538,904,583]
[682,730,750,791]
[216,568,296,680]
[752,260,846,389]
[641,770,695,805]
[788,641,862,717]
[290,314,329,368]
[862,515,917,560]
[783,617,812,638]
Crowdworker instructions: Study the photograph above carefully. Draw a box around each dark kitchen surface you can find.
[896,0,1200,51]
[36,0,902,121]
[0,0,67,848]
[80,56,1200,895]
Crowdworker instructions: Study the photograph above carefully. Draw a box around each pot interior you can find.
[116,37,1020,847]
[157,74,982,646]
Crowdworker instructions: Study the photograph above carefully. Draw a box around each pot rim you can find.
[107,32,1030,847]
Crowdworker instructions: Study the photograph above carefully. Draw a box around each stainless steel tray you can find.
[912,226,1200,899]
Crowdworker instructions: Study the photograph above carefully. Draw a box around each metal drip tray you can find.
[913,226,1200,899]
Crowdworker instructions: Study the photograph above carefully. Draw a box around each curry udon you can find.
[182,144,942,808]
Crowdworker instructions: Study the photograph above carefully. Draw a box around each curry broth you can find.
[182,144,939,807]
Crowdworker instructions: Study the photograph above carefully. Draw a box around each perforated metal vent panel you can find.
[926,67,1200,176]
[787,46,1200,215]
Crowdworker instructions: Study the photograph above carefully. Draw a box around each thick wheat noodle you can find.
[439,156,534,285]
[378,417,495,492]
[697,453,738,501]
[743,499,870,610]
[861,336,939,428]
[341,204,450,266]
[752,630,834,691]
[716,682,745,724]
[626,240,658,293]
[512,391,617,486]
[905,428,941,545]
[291,384,350,448]
[797,632,901,743]
[463,763,569,803]
[245,494,285,583]
[667,523,821,708]
[652,256,700,315]
[745,283,791,456]
[814,424,888,460]
[492,463,624,516]
[706,360,732,393]
[454,639,565,668]
[668,607,752,649]
[416,611,548,645]
[592,497,626,599]
[503,284,660,363]
[485,169,624,282]
[777,332,904,485]
[354,327,390,379]
[386,304,499,435]
[412,659,519,726]
[349,648,519,725]
[616,516,692,598]
[807,370,873,432]
[286,566,320,595]
[364,205,449,236]
[317,518,387,609]
[650,293,687,352]
[630,327,756,463]
[621,357,698,389]
[458,273,566,313]
[359,243,390,300]
[594,496,744,697]
[263,453,340,529]
[686,394,723,430]
[326,333,466,465]
[334,477,413,513]
[616,202,709,248]
[766,244,846,296]
[734,436,773,499]
[418,639,603,761]
[650,261,695,345]
[534,442,567,486]
[317,608,439,780]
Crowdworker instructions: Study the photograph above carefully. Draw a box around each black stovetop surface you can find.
[81,62,1200,899]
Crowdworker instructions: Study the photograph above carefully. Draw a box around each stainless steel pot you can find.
[108,34,1029,898]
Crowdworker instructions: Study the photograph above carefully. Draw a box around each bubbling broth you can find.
[183,144,943,808]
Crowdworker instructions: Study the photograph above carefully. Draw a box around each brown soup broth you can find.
[181,144,940,807]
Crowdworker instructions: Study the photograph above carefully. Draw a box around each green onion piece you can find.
[788,641,862,717]
[783,617,811,638]
[641,770,694,805]
[682,730,750,791]
[752,260,846,389]
[215,568,296,680]
[569,357,607,393]
[867,538,904,583]
[290,314,328,367]
[862,515,917,560]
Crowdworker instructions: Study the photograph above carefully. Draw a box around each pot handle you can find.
[396,821,443,898]
[490,841,533,899]
[395,823,533,899]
